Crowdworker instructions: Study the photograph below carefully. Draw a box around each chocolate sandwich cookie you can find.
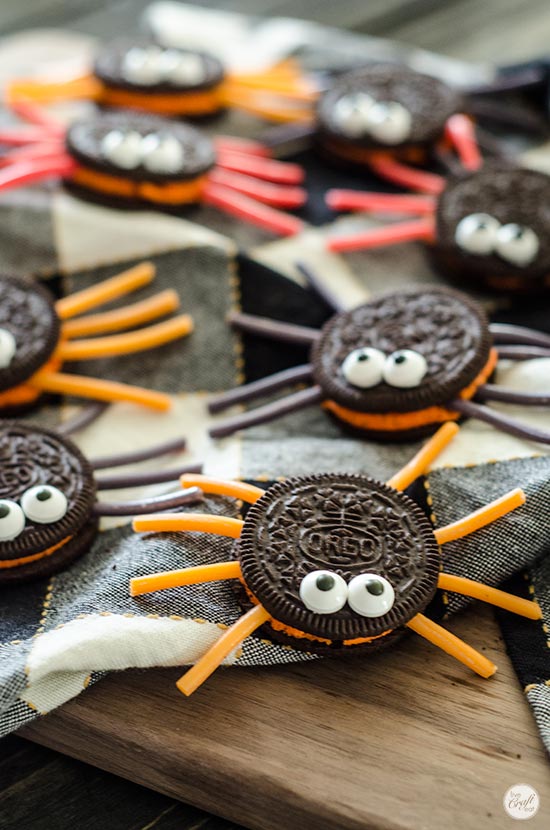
[317,64,464,163]
[236,474,440,654]
[0,422,97,584]
[433,164,550,292]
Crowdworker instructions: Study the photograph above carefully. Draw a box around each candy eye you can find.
[367,101,412,145]
[341,348,386,389]
[21,485,68,524]
[159,50,206,86]
[495,223,539,266]
[347,574,395,617]
[0,328,16,369]
[454,213,500,255]
[383,350,427,388]
[141,134,185,174]
[299,570,348,614]
[0,500,25,541]
[101,130,143,170]
[332,93,375,138]
[122,46,163,85]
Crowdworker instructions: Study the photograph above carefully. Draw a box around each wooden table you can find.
[2,2,550,829]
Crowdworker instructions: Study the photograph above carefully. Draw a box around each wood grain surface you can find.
[21,605,550,829]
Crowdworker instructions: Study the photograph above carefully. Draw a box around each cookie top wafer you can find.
[0,423,96,564]
[318,64,464,150]
[237,474,440,640]
[0,276,60,394]
[66,112,217,183]
[436,164,550,284]
[311,286,491,414]
[94,39,225,94]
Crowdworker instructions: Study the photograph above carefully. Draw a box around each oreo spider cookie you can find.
[434,164,550,292]
[0,422,97,584]
[236,474,440,654]
[317,64,464,156]
[311,286,492,440]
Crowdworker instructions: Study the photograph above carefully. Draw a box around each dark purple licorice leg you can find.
[497,346,550,360]
[93,486,203,516]
[476,385,550,406]
[228,310,321,346]
[58,403,108,435]
[295,261,346,313]
[95,461,203,490]
[491,324,550,349]
[91,437,188,470]
[466,66,546,96]
[260,121,317,150]
[467,98,547,134]
[210,385,324,439]
[451,398,550,444]
[208,364,313,414]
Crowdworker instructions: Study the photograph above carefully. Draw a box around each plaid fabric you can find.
[0,5,549,754]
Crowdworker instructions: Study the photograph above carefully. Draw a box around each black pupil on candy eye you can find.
[357,353,369,362]
[0,505,10,519]
[394,354,406,364]
[316,574,335,592]
[36,489,52,502]
[366,579,384,596]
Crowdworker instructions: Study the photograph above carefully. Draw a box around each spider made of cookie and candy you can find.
[0,102,306,237]
[127,422,541,696]
[0,421,205,585]
[7,36,316,121]
[0,261,196,414]
[205,275,550,446]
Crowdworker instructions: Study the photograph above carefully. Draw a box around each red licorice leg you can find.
[202,182,304,236]
[208,168,306,208]
[215,150,304,184]
[369,156,445,195]
[214,136,270,157]
[327,217,436,253]
[326,190,436,215]
[0,155,76,191]
[444,114,482,171]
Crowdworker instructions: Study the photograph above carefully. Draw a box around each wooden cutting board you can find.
[21,605,550,830]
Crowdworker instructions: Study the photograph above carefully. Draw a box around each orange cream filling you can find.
[71,166,207,205]
[323,347,497,433]
[0,535,72,569]
[324,138,428,166]
[100,84,223,115]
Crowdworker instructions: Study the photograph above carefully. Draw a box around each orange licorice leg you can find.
[406,613,497,678]
[56,314,193,360]
[444,114,482,171]
[438,573,541,620]
[224,78,317,103]
[132,513,244,537]
[220,87,314,123]
[387,422,459,491]
[31,371,171,411]
[55,261,155,319]
[8,74,102,104]
[180,474,265,504]
[176,604,271,696]
[62,290,180,338]
[434,489,526,545]
[130,561,242,597]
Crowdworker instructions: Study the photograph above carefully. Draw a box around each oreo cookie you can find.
[236,474,440,654]
[0,422,97,584]
[434,164,550,292]
[317,64,464,158]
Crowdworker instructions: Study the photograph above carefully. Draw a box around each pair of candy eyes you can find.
[332,93,412,145]
[454,213,539,266]
[341,348,427,390]
[0,328,16,369]
[101,130,185,174]
[121,46,207,87]
[0,486,68,542]
[300,570,395,617]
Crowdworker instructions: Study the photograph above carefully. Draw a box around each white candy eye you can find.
[0,500,25,541]
[101,130,143,170]
[0,328,16,369]
[159,50,206,86]
[348,573,395,617]
[495,223,539,266]
[383,350,427,388]
[332,93,375,138]
[341,348,386,389]
[454,213,500,255]
[367,101,412,145]
[21,485,68,524]
[299,570,348,614]
[122,46,163,85]
[141,133,185,174]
